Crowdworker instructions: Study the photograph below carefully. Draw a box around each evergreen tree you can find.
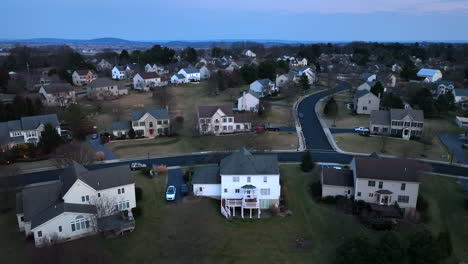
[300,74,310,90]
[39,123,63,154]
[128,128,136,139]
[400,60,417,80]
[370,81,384,97]
[300,152,315,172]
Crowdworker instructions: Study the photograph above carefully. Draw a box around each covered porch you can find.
[98,211,135,239]
[375,189,393,206]
[224,184,261,219]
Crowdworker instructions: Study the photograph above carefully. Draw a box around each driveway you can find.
[88,138,117,160]
[438,133,468,164]
[330,128,355,134]
[165,168,184,204]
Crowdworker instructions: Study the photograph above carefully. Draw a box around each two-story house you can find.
[431,80,454,99]
[369,108,424,140]
[133,72,167,91]
[16,162,136,247]
[276,72,297,89]
[87,78,128,100]
[249,79,277,98]
[353,90,380,115]
[197,105,252,135]
[0,114,61,150]
[144,63,167,74]
[243,50,257,58]
[178,67,201,82]
[112,65,128,80]
[72,70,97,86]
[321,155,425,214]
[237,91,260,112]
[96,59,112,71]
[39,83,76,106]
[129,109,170,138]
[192,148,281,219]
[417,68,443,83]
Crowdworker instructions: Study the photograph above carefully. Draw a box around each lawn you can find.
[319,93,369,129]
[2,165,467,263]
[334,133,452,162]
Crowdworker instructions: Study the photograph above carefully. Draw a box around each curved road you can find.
[2,81,468,187]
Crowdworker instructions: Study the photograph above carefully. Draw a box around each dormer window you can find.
[149,122,153,128]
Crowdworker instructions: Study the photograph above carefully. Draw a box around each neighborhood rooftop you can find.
[322,168,354,187]
[354,156,426,182]
[130,108,169,121]
[220,148,279,175]
[192,166,221,184]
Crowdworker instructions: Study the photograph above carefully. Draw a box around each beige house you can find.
[369,109,424,140]
[197,105,252,135]
[130,109,170,138]
[72,70,97,86]
[39,83,76,106]
[87,78,128,100]
[353,90,380,115]
[322,155,425,213]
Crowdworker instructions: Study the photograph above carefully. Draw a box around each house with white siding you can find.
[321,155,425,214]
[237,91,260,112]
[243,50,256,58]
[72,70,97,86]
[353,90,380,115]
[197,105,252,135]
[192,148,281,219]
[369,108,424,140]
[249,79,277,98]
[199,65,211,79]
[127,109,170,138]
[39,83,76,106]
[178,67,200,82]
[112,65,128,80]
[133,72,167,91]
[16,162,136,247]
[170,74,186,84]
[417,68,442,83]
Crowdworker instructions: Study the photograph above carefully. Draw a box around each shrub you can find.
[175,116,184,122]
[417,195,429,212]
[95,151,105,161]
[269,205,280,216]
[132,206,142,218]
[141,167,151,176]
[300,152,315,172]
[321,196,337,204]
[128,129,136,139]
[309,181,322,200]
[135,187,143,202]
[183,170,193,183]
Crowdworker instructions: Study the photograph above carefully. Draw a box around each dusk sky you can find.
[2,0,468,41]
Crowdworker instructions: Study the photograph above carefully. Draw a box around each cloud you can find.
[175,0,468,14]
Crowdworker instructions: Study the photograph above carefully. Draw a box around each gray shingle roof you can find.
[42,83,73,94]
[182,67,199,74]
[370,110,390,126]
[322,168,354,187]
[31,203,97,229]
[390,109,424,122]
[454,89,468,97]
[355,90,370,99]
[220,148,279,175]
[361,72,375,80]
[255,79,272,87]
[112,121,131,131]
[89,77,118,88]
[354,156,428,182]
[175,74,185,79]
[192,166,221,184]
[20,180,62,221]
[21,114,59,130]
[130,109,169,121]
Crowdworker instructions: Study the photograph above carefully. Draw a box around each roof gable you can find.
[220,148,279,175]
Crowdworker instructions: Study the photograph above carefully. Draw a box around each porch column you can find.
[241,208,244,219]
[250,208,252,218]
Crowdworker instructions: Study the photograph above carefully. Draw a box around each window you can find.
[58,226,62,232]
[228,126,233,130]
[368,100,371,104]
[81,195,89,202]
[260,189,270,195]
[228,118,233,122]
[233,176,239,182]
[369,193,374,197]
[363,106,367,111]
[199,187,203,192]
[163,120,169,124]
[20,216,24,222]
[401,183,406,191]
[235,189,240,193]
[115,200,130,211]
[37,231,42,238]
[378,182,383,189]
[373,127,379,132]
[118,189,121,194]
[121,187,125,194]
[224,189,228,193]
[357,192,361,197]
[157,120,162,125]
[347,190,351,194]
[223,117,227,122]
[236,125,241,130]
[97,193,101,198]
[247,177,251,183]
[398,195,409,203]
[139,122,145,126]
[71,215,89,232]
[404,122,410,127]
[149,122,153,128]
[71,223,75,231]
[214,126,219,131]
[263,176,267,183]
[223,126,227,130]
[215,119,219,123]
[368,181,376,187]
[200,119,205,124]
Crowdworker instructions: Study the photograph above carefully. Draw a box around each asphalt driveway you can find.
[438,133,468,164]
[165,168,184,204]
[88,138,117,160]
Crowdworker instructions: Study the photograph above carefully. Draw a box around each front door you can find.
[149,129,154,135]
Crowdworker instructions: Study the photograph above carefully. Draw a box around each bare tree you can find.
[53,141,94,168]
[152,87,172,108]
[420,126,434,151]
[380,135,387,153]
[282,80,300,105]
[89,195,119,233]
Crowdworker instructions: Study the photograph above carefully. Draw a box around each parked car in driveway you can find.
[130,162,147,171]
[166,185,176,201]
[266,125,280,131]
[354,126,369,133]
[252,125,266,132]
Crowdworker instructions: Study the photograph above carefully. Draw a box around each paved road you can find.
[438,133,468,164]
[88,138,117,160]
[165,168,184,204]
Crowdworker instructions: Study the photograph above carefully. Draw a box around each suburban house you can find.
[293,67,316,84]
[197,105,252,135]
[199,65,211,79]
[392,64,402,73]
[96,59,112,71]
[276,72,297,89]
[321,155,425,213]
[0,114,61,150]
[382,73,397,88]
[39,83,76,106]
[133,72,167,91]
[224,62,240,72]
[296,57,308,67]
[87,78,128,100]
[170,74,186,84]
[431,80,454,99]
[369,108,424,139]
[177,67,200,82]
[361,73,377,82]
[249,79,277,98]
[243,50,256,57]
[192,148,281,219]
[353,90,380,115]
[16,162,136,247]
[128,109,170,138]
[417,68,442,83]
[452,89,468,110]
[112,65,128,80]
[72,70,97,86]
[111,121,131,138]
[144,64,167,74]
[357,81,377,92]
[237,91,260,112]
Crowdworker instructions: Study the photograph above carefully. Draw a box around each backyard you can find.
[1,165,467,263]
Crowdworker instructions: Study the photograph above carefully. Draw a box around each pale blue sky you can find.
[2,0,468,41]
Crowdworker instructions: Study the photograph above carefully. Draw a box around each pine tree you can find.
[300,152,315,172]
[39,123,63,154]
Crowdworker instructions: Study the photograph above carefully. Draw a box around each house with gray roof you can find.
[369,108,424,140]
[87,77,128,100]
[237,91,260,112]
[322,155,426,213]
[38,83,76,106]
[430,80,454,99]
[197,105,253,135]
[249,79,277,98]
[353,90,380,115]
[452,89,468,110]
[16,161,136,247]
[112,108,170,138]
[0,114,60,150]
[176,67,200,82]
[192,148,281,219]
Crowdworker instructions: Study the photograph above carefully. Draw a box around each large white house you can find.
[112,65,128,80]
[249,79,277,98]
[128,109,170,138]
[133,72,167,91]
[16,162,136,247]
[177,67,201,82]
[321,156,425,213]
[192,148,281,219]
[197,105,253,135]
[0,114,61,150]
[417,68,442,83]
[237,91,260,112]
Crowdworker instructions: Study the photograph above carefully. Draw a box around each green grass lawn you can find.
[2,166,467,263]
